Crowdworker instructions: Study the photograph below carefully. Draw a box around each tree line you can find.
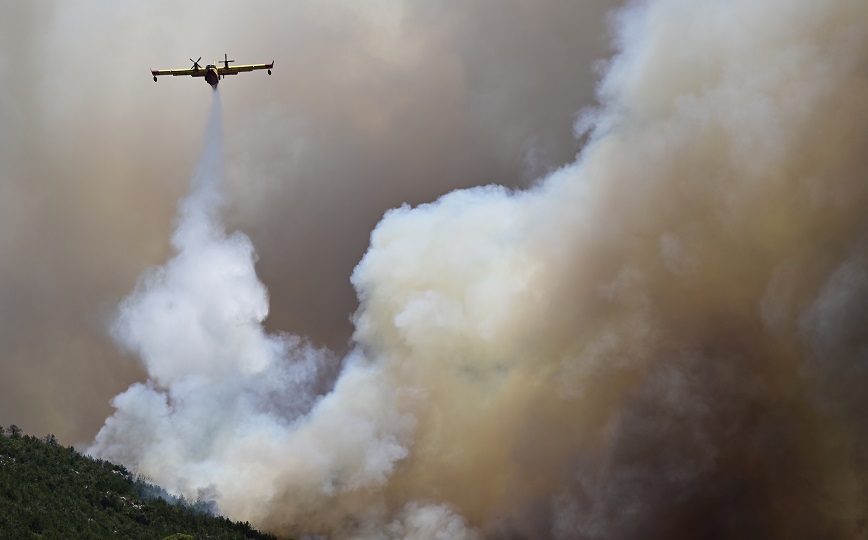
[0,424,287,539]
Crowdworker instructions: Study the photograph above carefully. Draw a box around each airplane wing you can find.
[218,61,274,76]
[151,67,206,77]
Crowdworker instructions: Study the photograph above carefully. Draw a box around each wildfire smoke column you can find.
[91,0,868,538]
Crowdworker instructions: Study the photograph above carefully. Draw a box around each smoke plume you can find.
[0,0,612,443]
[87,0,868,537]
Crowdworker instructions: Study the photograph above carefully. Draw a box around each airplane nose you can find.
[205,69,219,86]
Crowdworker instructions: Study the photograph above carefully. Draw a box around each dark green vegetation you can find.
[0,425,279,540]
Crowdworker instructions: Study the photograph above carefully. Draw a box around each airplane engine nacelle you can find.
[153,76,158,82]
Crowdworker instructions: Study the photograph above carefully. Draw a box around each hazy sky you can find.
[0,1,615,444]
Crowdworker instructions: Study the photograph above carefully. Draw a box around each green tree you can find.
[0,426,281,539]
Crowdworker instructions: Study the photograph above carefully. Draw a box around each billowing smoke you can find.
[90,92,474,537]
[0,0,612,442]
[89,0,868,538]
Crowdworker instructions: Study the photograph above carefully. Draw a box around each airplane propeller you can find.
[219,53,236,79]
[190,57,202,70]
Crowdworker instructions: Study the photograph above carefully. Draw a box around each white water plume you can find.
[89,93,472,537]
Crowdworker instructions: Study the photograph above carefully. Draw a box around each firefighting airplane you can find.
[151,54,273,88]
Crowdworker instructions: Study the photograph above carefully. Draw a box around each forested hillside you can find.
[0,425,283,539]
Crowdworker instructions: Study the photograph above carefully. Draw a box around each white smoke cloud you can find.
[89,92,463,536]
[91,0,868,538]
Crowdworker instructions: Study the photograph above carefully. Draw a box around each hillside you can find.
[0,425,282,539]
